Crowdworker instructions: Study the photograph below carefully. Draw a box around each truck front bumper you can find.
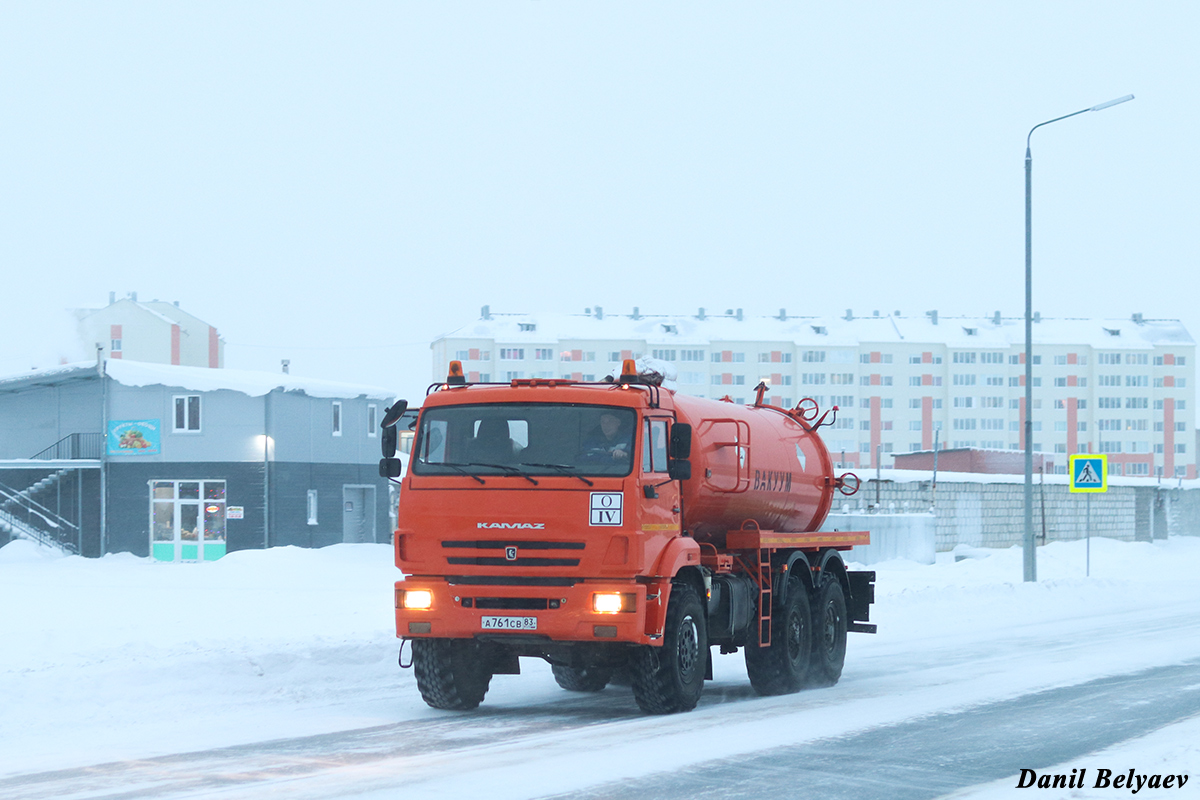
[395,578,660,645]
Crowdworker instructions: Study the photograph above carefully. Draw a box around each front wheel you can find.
[412,638,493,710]
[810,575,848,687]
[629,582,707,714]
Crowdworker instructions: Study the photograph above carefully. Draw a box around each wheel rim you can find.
[786,610,803,663]
[677,615,699,681]
[822,601,841,651]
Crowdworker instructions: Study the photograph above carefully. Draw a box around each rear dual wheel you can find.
[810,575,848,687]
[552,664,612,692]
[745,576,813,696]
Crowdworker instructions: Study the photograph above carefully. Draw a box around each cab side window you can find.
[643,419,669,474]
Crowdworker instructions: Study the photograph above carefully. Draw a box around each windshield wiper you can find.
[460,462,538,485]
[435,463,486,484]
[519,463,595,486]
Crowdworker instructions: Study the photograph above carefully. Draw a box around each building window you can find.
[307,490,318,525]
[499,348,524,360]
[111,338,122,352]
[534,348,554,360]
[367,404,377,437]
[173,395,201,432]
[802,351,826,363]
[652,349,677,361]
[332,401,342,436]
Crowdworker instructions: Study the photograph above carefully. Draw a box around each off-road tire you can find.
[629,582,707,714]
[551,664,612,692]
[745,575,813,696]
[412,638,493,710]
[810,575,848,687]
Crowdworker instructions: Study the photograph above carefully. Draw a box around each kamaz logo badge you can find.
[476,522,545,529]
[505,546,518,560]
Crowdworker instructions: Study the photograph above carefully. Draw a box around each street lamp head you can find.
[1090,94,1134,112]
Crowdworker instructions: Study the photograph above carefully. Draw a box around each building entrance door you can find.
[342,485,376,544]
[150,480,227,561]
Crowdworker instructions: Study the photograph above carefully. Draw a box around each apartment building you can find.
[432,307,1196,478]
[75,291,224,368]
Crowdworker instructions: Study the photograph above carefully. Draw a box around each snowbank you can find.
[3,534,1200,788]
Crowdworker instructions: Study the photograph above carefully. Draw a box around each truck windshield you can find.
[412,403,637,478]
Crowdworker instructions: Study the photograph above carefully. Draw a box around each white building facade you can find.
[432,308,1196,479]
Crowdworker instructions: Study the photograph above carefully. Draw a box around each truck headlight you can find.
[403,589,433,610]
[592,592,623,614]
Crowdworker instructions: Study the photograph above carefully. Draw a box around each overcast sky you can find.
[1,2,1194,402]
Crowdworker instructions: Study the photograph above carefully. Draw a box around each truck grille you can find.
[447,575,578,587]
[442,540,584,568]
[441,541,585,550]
[471,597,558,610]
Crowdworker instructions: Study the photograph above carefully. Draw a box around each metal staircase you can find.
[11,468,72,501]
[0,481,80,554]
[31,433,103,461]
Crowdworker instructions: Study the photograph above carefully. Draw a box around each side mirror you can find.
[381,400,409,429]
[667,459,692,481]
[379,458,403,479]
[380,401,408,458]
[669,423,692,460]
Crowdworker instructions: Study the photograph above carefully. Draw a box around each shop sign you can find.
[108,419,161,456]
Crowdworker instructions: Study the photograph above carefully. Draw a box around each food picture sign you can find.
[107,420,161,456]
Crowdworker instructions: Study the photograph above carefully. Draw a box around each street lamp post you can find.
[1023,94,1134,583]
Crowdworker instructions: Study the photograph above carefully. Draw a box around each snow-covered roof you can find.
[0,360,395,400]
[438,311,1194,351]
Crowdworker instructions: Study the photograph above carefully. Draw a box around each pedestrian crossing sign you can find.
[1069,454,1108,493]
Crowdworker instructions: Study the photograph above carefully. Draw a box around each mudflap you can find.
[846,570,877,634]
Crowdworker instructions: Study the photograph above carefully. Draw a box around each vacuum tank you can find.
[671,393,846,543]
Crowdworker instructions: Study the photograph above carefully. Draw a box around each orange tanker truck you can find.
[379,360,875,714]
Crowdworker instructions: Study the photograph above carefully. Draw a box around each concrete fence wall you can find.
[832,473,1200,553]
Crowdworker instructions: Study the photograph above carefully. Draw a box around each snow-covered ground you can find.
[3,535,1199,797]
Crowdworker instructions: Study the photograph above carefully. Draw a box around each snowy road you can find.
[3,537,1200,799]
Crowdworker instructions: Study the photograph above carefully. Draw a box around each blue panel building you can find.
[0,360,395,560]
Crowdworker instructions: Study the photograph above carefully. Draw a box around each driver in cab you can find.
[584,412,633,463]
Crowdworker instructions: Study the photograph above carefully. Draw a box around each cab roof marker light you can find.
[619,359,638,384]
[447,361,466,385]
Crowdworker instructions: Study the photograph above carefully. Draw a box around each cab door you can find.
[640,417,681,532]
